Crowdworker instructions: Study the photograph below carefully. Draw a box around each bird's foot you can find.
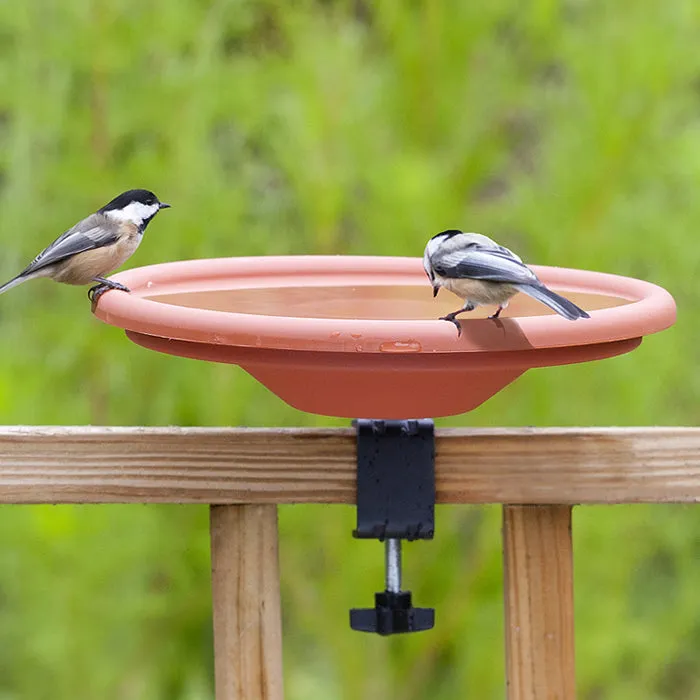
[88,280,131,305]
[439,304,476,337]
[439,312,463,337]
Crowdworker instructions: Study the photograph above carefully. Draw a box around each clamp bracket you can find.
[350,419,436,635]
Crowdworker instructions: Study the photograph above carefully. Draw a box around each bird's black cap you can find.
[432,229,463,240]
[99,189,163,213]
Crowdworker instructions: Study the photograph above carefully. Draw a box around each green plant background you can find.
[0,1,697,698]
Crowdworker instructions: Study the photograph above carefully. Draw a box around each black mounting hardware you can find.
[349,419,436,635]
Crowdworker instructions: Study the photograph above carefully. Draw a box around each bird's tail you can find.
[515,283,590,320]
[0,274,28,296]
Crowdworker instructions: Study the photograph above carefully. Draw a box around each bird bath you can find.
[92,255,676,418]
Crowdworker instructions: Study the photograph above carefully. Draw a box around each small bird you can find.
[423,230,590,334]
[0,189,170,304]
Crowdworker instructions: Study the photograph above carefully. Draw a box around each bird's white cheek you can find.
[106,202,159,224]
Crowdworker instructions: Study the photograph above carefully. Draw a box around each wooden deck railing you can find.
[1,426,697,699]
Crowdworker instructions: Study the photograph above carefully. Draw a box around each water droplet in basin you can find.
[146,281,154,289]
[212,334,225,344]
[354,345,363,352]
[379,340,423,353]
[330,331,341,338]
[351,333,362,339]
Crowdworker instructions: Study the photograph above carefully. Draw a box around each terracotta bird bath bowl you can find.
[92,256,676,418]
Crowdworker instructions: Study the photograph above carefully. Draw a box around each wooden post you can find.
[210,505,284,700]
[503,505,575,700]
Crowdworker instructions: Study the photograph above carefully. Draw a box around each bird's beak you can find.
[159,202,171,209]
[432,285,439,298]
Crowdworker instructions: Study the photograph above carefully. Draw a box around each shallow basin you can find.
[93,256,676,418]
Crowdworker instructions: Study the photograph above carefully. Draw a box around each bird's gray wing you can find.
[434,247,538,284]
[20,214,118,276]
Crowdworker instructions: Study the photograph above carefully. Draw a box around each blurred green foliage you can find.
[0,0,698,697]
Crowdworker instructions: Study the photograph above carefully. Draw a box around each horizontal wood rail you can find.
[3,425,692,699]
[0,426,697,504]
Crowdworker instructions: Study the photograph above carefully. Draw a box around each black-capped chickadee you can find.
[423,230,590,334]
[0,189,170,304]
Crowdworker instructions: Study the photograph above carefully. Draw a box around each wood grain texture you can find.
[503,505,575,700]
[0,426,698,504]
[210,505,284,700]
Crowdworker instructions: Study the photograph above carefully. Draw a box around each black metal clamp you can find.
[349,419,436,635]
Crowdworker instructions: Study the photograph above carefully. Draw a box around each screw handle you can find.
[350,591,435,635]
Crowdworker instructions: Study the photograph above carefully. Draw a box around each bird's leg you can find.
[92,276,131,292]
[87,277,131,305]
[488,301,509,320]
[439,302,476,336]
[488,306,503,320]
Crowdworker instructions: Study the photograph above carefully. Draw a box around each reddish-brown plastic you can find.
[93,256,676,418]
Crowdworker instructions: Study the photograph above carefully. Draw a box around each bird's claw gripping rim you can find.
[88,280,130,307]
[439,314,462,336]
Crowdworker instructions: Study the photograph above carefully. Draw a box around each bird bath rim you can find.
[93,255,675,355]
